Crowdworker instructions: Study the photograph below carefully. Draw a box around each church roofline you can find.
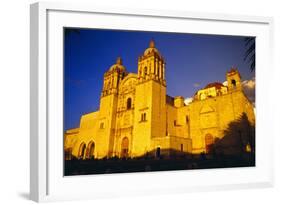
[81,110,100,117]
[65,127,79,134]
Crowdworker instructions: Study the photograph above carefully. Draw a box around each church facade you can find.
[64,40,255,160]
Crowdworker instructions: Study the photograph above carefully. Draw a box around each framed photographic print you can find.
[30,2,274,202]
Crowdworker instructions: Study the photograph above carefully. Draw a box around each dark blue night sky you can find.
[64,28,255,130]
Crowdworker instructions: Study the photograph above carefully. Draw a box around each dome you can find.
[143,40,160,56]
[109,57,125,72]
[204,82,225,89]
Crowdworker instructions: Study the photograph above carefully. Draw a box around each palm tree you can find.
[244,37,255,72]
[64,28,80,38]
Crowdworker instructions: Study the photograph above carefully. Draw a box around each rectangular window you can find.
[181,144,183,152]
[174,120,177,126]
[186,116,189,123]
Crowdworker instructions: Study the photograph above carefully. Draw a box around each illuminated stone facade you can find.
[64,40,255,159]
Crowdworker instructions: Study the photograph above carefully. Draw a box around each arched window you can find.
[121,137,129,158]
[231,79,236,88]
[100,122,104,129]
[144,67,147,75]
[127,98,132,109]
[78,142,86,159]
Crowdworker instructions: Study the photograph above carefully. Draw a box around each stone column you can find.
[152,59,155,74]
[155,59,158,78]
[141,66,145,78]
[159,61,162,80]
[163,63,166,80]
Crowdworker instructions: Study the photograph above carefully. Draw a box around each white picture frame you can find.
[30,2,274,202]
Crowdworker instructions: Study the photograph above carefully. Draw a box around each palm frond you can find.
[244,37,255,72]
[64,28,81,36]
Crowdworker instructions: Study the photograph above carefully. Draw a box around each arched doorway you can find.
[156,147,161,158]
[87,141,95,159]
[205,134,214,153]
[78,142,86,159]
[64,148,72,160]
[121,137,129,158]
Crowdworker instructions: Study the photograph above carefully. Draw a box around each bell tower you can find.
[102,57,126,97]
[226,68,242,91]
[99,57,126,157]
[137,40,166,86]
[132,40,167,157]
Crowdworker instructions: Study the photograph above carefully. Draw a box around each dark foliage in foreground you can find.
[64,153,255,176]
